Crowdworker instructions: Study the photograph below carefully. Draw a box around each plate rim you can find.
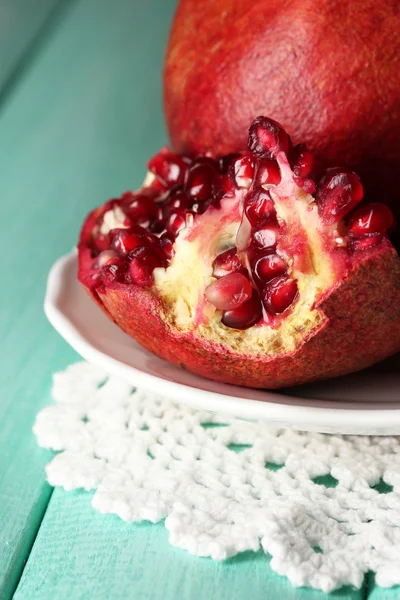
[44,251,400,434]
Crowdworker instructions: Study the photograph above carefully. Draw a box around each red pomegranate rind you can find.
[85,242,400,388]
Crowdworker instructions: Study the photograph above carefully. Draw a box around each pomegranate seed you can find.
[245,189,277,227]
[263,276,298,315]
[222,290,263,330]
[219,153,241,174]
[218,153,240,175]
[92,232,111,253]
[232,156,254,188]
[100,198,119,213]
[349,233,383,251]
[120,191,135,203]
[121,187,159,202]
[111,229,147,255]
[194,156,219,169]
[101,263,125,284]
[217,173,236,196]
[148,205,166,233]
[128,232,167,264]
[147,178,165,194]
[129,261,154,287]
[159,233,175,260]
[121,193,157,224]
[166,188,192,212]
[109,223,146,240]
[348,203,394,236]
[257,159,281,186]
[191,201,206,214]
[212,248,245,278]
[166,209,189,237]
[147,148,189,188]
[184,160,218,201]
[290,144,315,178]
[294,176,317,194]
[252,254,287,286]
[205,273,252,310]
[317,168,363,224]
[251,228,278,252]
[94,249,124,269]
[248,116,290,159]
[128,246,162,287]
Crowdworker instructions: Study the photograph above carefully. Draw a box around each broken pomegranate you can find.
[78,117,400,389]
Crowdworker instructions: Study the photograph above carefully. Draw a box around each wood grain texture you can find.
[0,2,80,596]
[0,0,65,91]
[14,489,365,600]
[368,573,400,600]
[0,0,172,596]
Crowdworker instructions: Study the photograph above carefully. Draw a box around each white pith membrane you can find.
[98,154,352,356]
[99,205,128,235]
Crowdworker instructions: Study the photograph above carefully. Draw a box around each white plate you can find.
[44,251,400,435]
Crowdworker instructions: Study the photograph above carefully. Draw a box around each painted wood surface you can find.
[14,489,365,600]
[0,0,172,596]
[0,0,65,92]
[0,0,397,597]
[368,577,400,600]
[0,2,79,596]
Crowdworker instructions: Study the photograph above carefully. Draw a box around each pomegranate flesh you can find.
[78,117,400,389]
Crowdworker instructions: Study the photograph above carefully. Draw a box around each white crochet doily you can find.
[34,361,400,593]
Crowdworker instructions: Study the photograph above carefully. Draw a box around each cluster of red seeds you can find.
[89,117,395,330]
[206,183,299,328]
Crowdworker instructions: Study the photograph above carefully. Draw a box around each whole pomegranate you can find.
[164,0,400,237]
[78,117,400,389]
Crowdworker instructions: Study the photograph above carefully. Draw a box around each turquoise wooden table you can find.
[0,1,398,598]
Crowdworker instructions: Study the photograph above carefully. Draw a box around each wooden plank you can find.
[367,573,400,599]
[0,0,65,92]
[0,1,81,594]
[0,0,173,596]
[14,489,365,600]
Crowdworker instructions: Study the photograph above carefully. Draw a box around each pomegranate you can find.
[78,117,400,389]
[163,0,400,246]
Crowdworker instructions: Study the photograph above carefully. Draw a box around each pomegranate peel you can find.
[78,117,400,389]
